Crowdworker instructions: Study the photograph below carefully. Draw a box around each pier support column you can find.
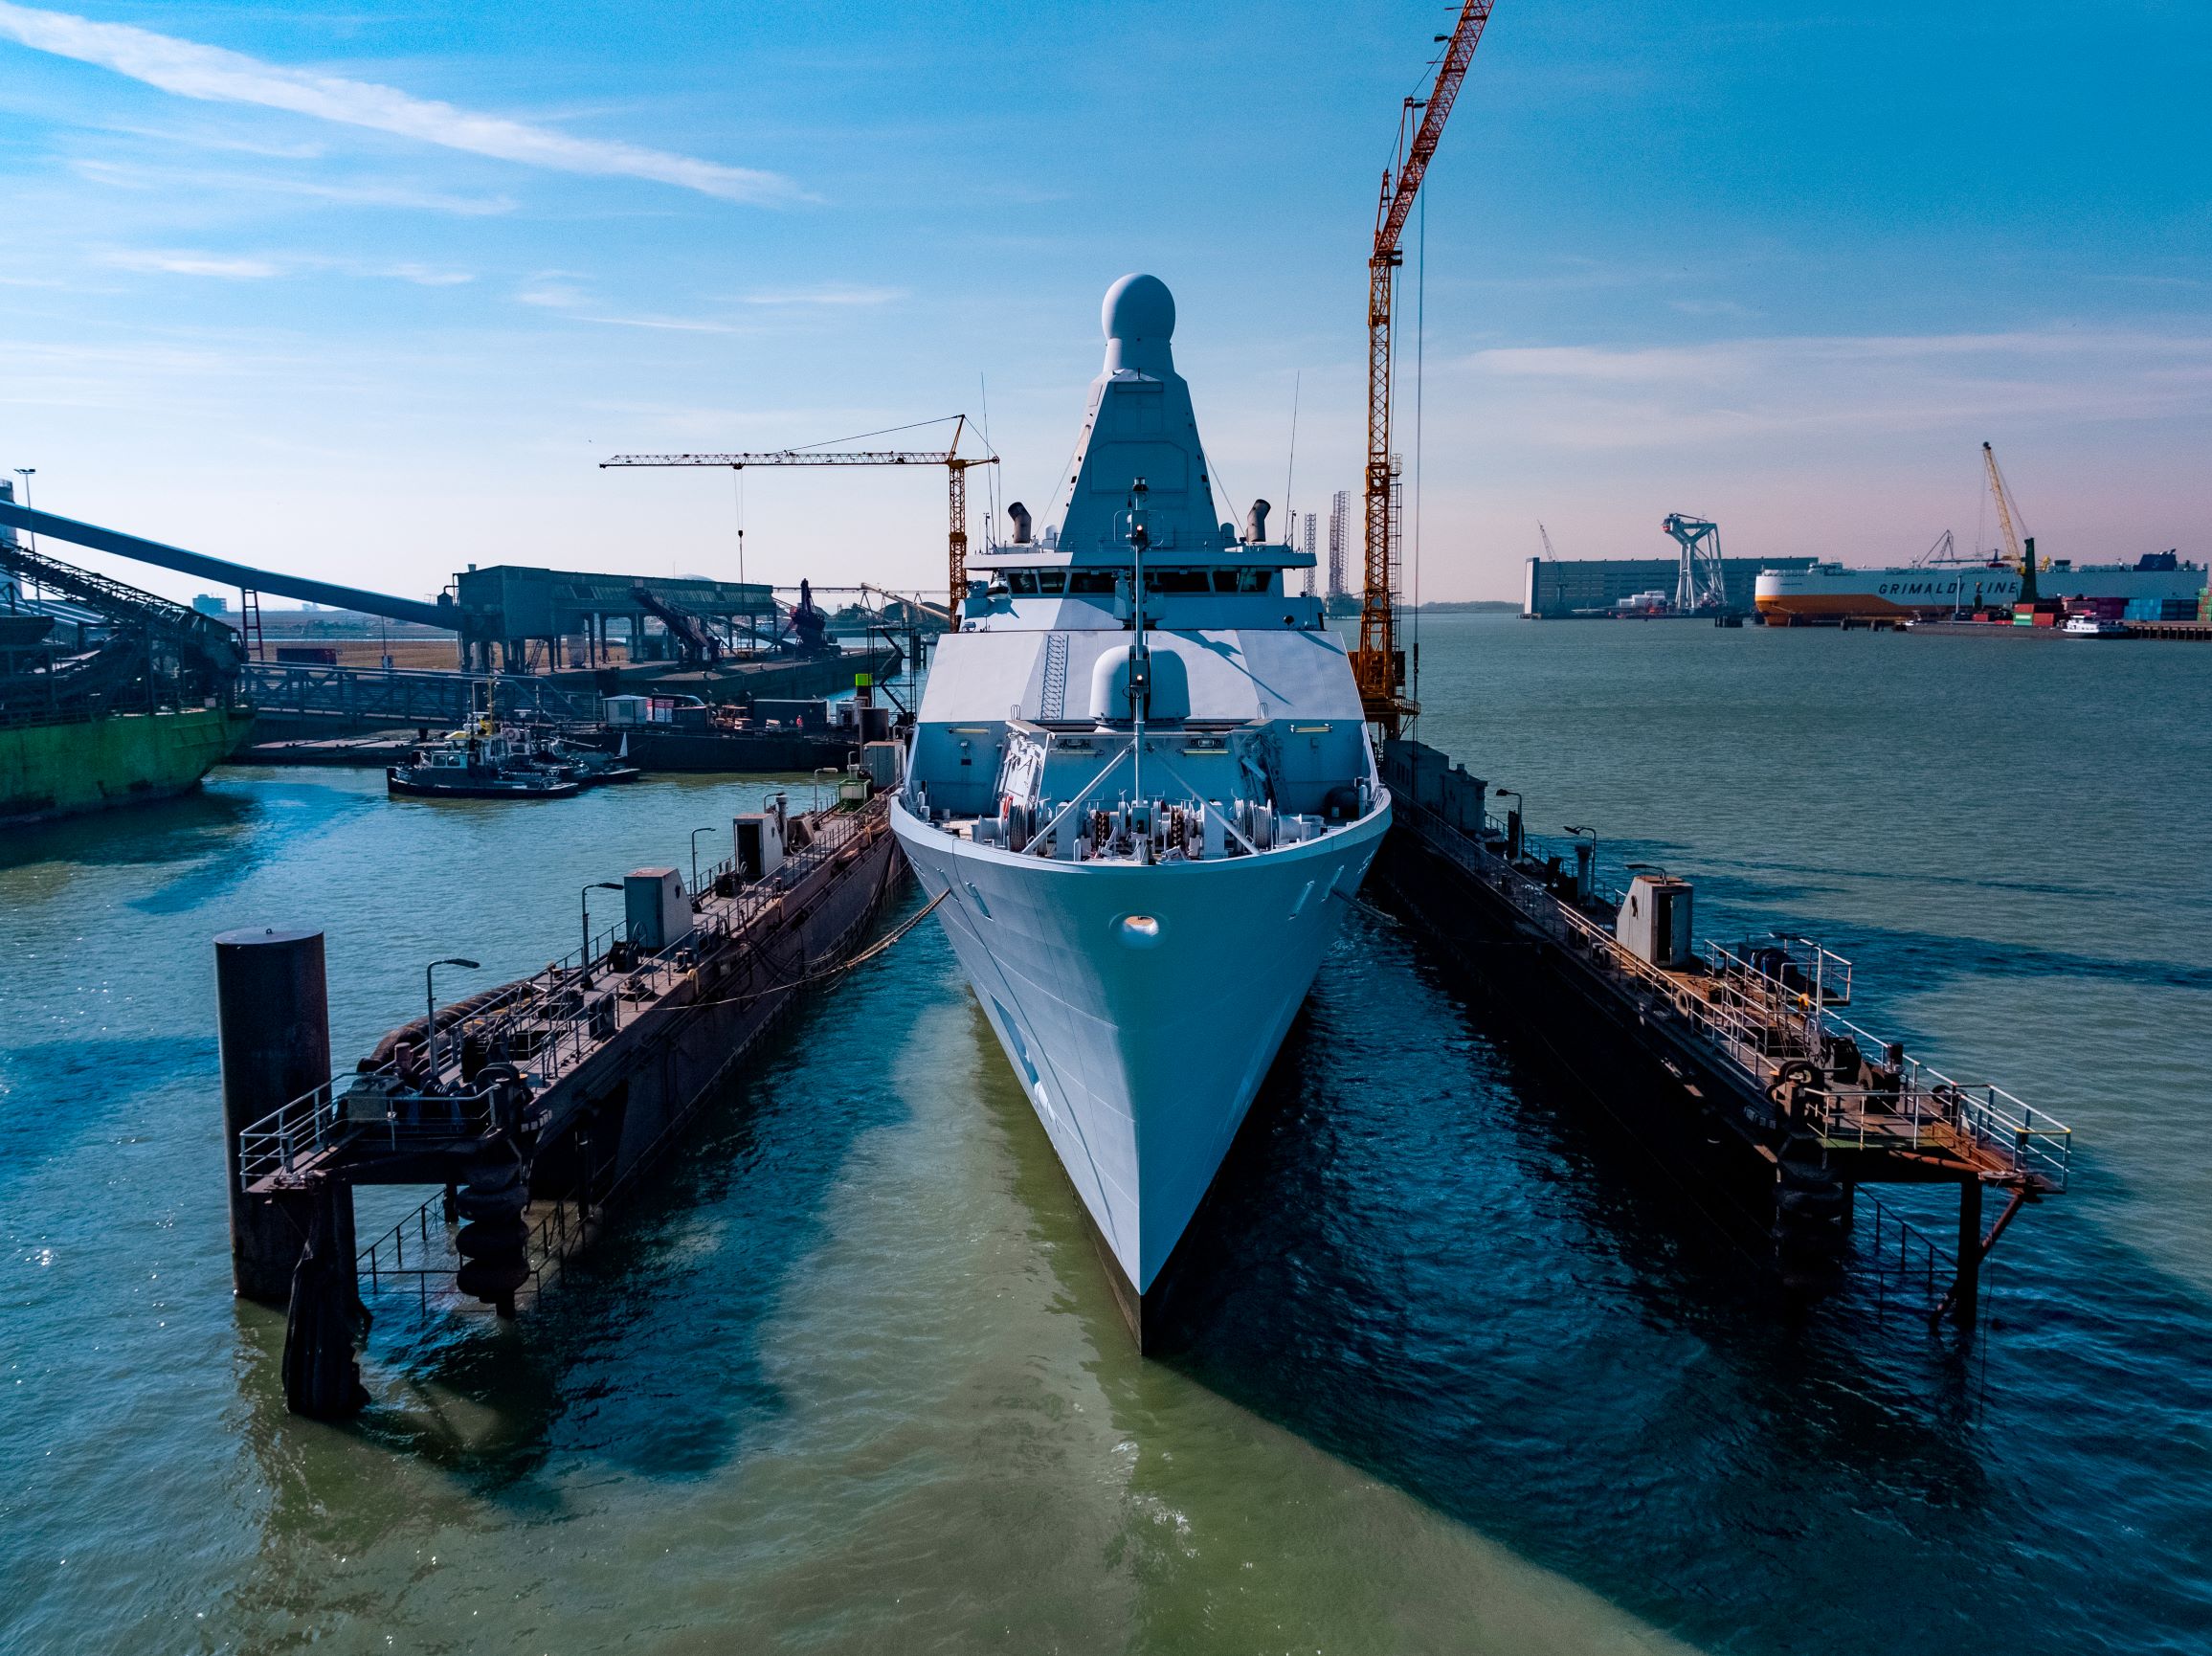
[214,927,331,1306]
[1951,1175,1984,1328]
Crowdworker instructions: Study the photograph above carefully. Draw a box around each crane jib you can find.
[1373,1,1495,260]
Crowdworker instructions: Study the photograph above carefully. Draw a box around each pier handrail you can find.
[1398,794,2071,1192]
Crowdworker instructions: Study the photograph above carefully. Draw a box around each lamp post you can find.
[12,468,34,551]
[688,826,717,896]
[580,882,620,985]
[811,768,839,813]
[1494,787,1524,862]
[425,957,480,1088]
[1563,824,1598,902]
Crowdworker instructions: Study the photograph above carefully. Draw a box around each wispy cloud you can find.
[0,2,798,203]
[100,247,474,285]
[1459,328,2212,451]
[101,248,282,279]
[737,283,905,308]
[518,278,736,333]
[73,157,517,216]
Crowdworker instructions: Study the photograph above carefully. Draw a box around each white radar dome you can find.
[1101,273,1175,374]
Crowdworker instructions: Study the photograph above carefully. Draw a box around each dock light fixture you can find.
[812,767,840,813]
[11,468,33,550]
[1564,825,1598,901]
[1494,787,1524,861]
[581,882,621,985]
[688,826,717,898]
[425,957,480,1090]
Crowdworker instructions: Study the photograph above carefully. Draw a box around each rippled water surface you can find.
[2,616,2207,1653]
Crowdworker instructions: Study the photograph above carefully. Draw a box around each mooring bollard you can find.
[213,927,341,1305]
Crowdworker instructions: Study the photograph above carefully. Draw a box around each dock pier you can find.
[218,790,905,1418]
[1374,739,2071,1326]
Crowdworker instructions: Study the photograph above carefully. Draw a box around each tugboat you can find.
[387,718,580,799]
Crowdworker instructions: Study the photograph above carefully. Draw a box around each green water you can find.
[2,617,2206,1652]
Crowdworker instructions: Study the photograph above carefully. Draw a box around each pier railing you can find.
[1405,798,2071,1192]
[238,800,887,1193]
[235,1075,505,1187]
[239,661,601,727]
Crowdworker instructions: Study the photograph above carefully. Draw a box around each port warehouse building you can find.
[1523,556,1821,617]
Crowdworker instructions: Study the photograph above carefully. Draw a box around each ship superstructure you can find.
[890,275,1391,1339]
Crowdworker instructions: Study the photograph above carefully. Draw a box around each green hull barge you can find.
[1,705,253,825]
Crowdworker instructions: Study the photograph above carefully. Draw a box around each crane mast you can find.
[602,415,996,617]
[1980,440,2027,568]
[1352,0,1496,736]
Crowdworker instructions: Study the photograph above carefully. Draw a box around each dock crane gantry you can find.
[602,416,997,619]
[1352,0,1498,737]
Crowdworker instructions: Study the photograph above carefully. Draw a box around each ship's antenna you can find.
[1284,369,1301,540]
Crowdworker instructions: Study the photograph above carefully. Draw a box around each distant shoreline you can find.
[1414,599,1519,614]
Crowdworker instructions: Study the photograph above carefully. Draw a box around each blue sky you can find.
[2,1,2206,604]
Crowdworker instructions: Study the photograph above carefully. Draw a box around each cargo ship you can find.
[1755,550,2204,624]
[2,526,251,825]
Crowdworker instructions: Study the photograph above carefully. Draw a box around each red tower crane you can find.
[1352,1,1497,736]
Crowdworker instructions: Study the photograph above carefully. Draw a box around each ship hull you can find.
[892,796,1388,1340]
[0,705,252,825]
[1755,563,2204,622]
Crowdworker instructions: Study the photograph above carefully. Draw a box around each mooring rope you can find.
[674,885,948,1012]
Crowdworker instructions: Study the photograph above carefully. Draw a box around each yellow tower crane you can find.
[602,415,997,618]
[1352,1,1498,737]
[1981,440,2039,603]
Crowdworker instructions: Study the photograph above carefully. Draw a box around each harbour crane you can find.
[602,416,998,618]
[1980,440,2030,567]
[1981,440,2037,602]
[1662,512,1728,613]
[1352,0,1498,736]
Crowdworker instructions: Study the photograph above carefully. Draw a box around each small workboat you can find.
[387,720,580,799]
[538,732,642,787]
[2061,615,2131,639]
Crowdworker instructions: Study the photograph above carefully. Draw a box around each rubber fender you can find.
[456,1257,530,1302]
[456,1219,530,1261]
[454,1182,528,1221]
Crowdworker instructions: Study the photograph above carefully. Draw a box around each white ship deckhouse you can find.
[890,274,1392,1342]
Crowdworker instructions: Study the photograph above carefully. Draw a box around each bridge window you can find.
[1008,571,1039,594]
[1142,569,1212,593]
[1068,571,1116,594]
